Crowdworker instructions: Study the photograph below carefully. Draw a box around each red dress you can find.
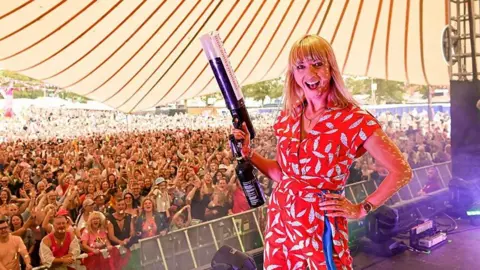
[264,104,380,270]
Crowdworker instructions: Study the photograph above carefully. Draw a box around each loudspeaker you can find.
[211,245,256,270]
[365,205,399,243]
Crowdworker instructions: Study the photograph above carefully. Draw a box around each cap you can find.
[155,177,166,185]
[55,209,69,217]
[219,164,228,170]
[82,198,94,207]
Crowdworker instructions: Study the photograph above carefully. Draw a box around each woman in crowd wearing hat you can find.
[148,177,170,218]
[74,198,94,236]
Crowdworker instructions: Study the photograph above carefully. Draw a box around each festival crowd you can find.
[0,106,450,269]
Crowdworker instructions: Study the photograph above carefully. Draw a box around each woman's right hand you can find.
[231,122,252,158]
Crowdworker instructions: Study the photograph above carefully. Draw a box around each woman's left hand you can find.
[318,194,367,220]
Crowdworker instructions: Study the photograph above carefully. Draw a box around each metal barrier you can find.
[140,162,452,269]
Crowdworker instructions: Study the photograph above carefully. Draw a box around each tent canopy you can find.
[0,0,449,112]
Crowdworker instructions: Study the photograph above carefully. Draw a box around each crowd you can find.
[0,106,450,269]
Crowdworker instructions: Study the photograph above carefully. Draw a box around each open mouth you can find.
[305,81,320,90]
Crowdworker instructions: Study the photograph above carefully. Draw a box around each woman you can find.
[10,214,36,268]
[80,211,112,254]
[232,35,412,269]
[0,189,12,215]
[123,192,138,217]
[134,198,168,240]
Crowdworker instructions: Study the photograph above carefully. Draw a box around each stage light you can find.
[211,245,256,270]
[359,205,408,257]
[365,205,399,243]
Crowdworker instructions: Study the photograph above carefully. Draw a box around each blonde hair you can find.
[86,211,106,232]
[284,35,357,116]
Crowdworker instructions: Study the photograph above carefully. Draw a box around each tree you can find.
[242,78,283,105]
[199,92,222,106]
[371,78,405,104]
[344,76,370,95]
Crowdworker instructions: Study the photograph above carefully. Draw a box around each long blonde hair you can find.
[284,35,357,116]
[86,211,106,232]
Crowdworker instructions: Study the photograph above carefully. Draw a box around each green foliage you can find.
[199,92,222,106]
[0,70,40,82]
[12,90,45,99]
[242,78,283,105]
[344,77,370,95]
[345,76,406,104]
[372,79,406,104]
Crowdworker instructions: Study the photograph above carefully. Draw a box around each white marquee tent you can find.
[0,0,450,112]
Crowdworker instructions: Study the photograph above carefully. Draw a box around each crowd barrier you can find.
[138,161,452,270]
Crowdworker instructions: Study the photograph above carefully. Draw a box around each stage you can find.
[352,218,480,270]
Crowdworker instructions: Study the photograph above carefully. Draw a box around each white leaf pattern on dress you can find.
[310,130,320,135]
[343,113,353,122]
[292,121,300,133]
[319,114,331,122]
[334,112,342,119]
[313,137,320,150]
[311,238,319,251]
[359,129,367,140]
[325,129,338,134]
[326,122,334,129]
[325,143,332,153]
[313,151,325,158]
[308,206,315,224]
[327,168,334,177]
[296,209,307,218]
[299,158,311,164]
[328,153,334,164]
[367,120,377,126]
[341,133,348,147]
[315,160,321,173]
[292,164,299,175]
[275,237,287,244]
[349,117,363,129]
[306,225,318,234]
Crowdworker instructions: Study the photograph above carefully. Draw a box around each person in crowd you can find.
[80,211,112,254]
[106,199,133,246]
[232,34,412,269]
[39,211,80,270]
[148,177,170,218]
[134,198,168,240]
[0,216,32,270]
[169,204,192,231]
